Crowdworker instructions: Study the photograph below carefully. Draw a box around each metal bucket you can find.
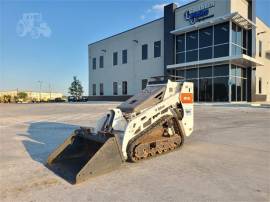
[47,128,124,184]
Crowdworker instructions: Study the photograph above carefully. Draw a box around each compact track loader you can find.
[47,76,194,184]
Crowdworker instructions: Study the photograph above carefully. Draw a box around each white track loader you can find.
[47,76,194,184]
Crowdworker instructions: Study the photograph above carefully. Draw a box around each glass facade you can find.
[174,21,250,102]
[231,22,248,56]
[175,21,250,63]
[175,64,247,102]
[175,22,230,64]
[230,65,247,101]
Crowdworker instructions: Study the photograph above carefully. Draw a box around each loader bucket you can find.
[47,130,124,184]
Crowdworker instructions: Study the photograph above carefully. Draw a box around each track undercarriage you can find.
[127,116,184,162]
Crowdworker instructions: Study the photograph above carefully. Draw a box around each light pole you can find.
[37,80,43,102]
[49,83,52,100]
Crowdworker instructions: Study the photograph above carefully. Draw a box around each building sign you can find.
[184,2,215,24]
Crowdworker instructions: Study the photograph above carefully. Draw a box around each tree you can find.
[17,92,28,101]
[3,95,11,103]
[68,76,84,99]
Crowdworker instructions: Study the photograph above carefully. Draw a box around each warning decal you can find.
[180,93,193,104]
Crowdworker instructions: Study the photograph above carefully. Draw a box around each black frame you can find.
[142,44,148,60]
[113,52,118,66]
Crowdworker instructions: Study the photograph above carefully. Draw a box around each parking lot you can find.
[0,103,269,202]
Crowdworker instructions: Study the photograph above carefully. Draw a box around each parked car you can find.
[54,97,66,103]
[81,96,88,102]
[68,96,88,102]
[68,96,76,102]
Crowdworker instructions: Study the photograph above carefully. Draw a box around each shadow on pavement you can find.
[17,122,79,164]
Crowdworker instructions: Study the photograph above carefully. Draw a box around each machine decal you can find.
[180,93,193,104]
[185,108,192,116]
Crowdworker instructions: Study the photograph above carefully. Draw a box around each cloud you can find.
[140,15,146,20]
[152,3,168,12]
[140,2,181,20]
[16,13,52,39]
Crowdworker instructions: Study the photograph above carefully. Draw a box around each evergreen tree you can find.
[68,76,84,99]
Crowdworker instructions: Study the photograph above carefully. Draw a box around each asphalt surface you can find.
[0,103,269,202]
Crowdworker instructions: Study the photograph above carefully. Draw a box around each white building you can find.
[88,0,270,102]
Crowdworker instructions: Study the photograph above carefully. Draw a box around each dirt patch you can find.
[1,177,60,199]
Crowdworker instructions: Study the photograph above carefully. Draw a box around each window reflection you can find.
[199,66,212,78]
[199,27,213,48]
[214,77,229,101]
[186,50,198,62]
[199,78,212,102]
[214,22,229,45]
[186,31,198,51]
[199,47,212,60]
[186,68,198,79]
[174,64,246,102]
[214,44,229,58]
[176,34,185,52]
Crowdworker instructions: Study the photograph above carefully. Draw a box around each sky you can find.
[0,0,269,95]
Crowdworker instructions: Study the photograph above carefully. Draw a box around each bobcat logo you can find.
[16,13,51,39]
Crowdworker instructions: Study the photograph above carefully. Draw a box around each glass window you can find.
[199,66,212,78]
[231,44,242,56]
[113,82,118,95]
[154,41,161,58]
[186,50,198,62]
[186,79,198,102]
[186,68,198,79]
[236,66,241,77]
[242,79,247,101]
[199,26,213,48]
[92,84,96,96]
[236,25,242,46]
[214,77,229,101]
[99,56,104,68]
[186,30,198,50]
[231,77,236,101]
[236,77,242,101]
[142,79,148,90]
[231,64,236,76]
[214,44,229,58]
[92,58,96,69]
[232,23,237,44]
[176,34,185,52]
[199,47,212,60]
[242,68,247,78]
[122,49,127,64]
[176,52,185,63]
[122,81,128,95]
[259,77,262,94]
[259,40,262,57]
[142,44,148,60]
[243,29,247,54]
[214,22,229,45]
[176,69,185,78]
[214,64,229,76]
[99,83,104,96]
[199,78,212,102]
[113,52,118,66]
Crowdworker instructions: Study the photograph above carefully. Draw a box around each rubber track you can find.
[127,114,184,162]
